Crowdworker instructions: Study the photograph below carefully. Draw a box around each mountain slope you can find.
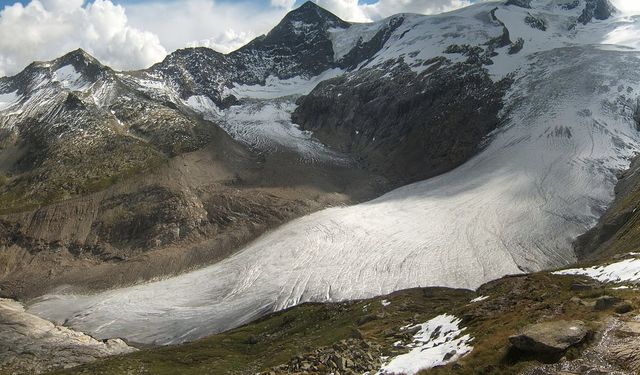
[25,0,640,348]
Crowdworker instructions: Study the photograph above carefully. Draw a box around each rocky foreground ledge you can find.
[0,299,135,375]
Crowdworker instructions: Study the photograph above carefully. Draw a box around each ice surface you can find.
[554,257,640,283]
[26,3,640,346]
[184,88,347,162]
[377,314,473,375]
[218,99,347,162]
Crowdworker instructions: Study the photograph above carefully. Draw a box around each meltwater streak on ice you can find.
[28,46,640,345]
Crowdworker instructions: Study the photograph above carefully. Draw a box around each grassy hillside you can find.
[44,272,638,375]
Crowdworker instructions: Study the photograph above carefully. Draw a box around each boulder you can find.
[615,301,634,314]
[509,320,588,353]
[594,295,620,311]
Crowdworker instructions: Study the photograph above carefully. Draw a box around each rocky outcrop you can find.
[578,0,616,25]
[0,298,135,374]
[509,320,588,353]
[292,60,512,186]
[525,14,547,31]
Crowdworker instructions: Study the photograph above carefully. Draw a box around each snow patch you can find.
[0,91,19,111]
[185,95,221,116]
[328,23,383,60]
[224,69,342,100]
[381,299,391,307]
[377,314,473,375]
[52,65,90,92]
[554,257,640,284]
[470,295,489,303]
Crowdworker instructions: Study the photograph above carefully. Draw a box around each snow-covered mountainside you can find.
[24,0,640,346]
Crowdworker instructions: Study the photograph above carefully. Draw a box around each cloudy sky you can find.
[0,0,484,76]
[0,0,637,77]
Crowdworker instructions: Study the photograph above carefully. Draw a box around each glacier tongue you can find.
[27,45,640,345]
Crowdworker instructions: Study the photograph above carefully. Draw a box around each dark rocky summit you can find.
[293,60,512,185]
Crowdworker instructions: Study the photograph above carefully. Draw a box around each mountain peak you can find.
[298,1,320,10]
[50,48,108,83]
[56,48,99,66]
[279,1,350,31]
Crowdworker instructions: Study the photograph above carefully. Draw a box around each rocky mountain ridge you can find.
[0,0,530,299]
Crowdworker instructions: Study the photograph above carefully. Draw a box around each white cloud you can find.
[0,0,166,77]
[124,0,290,54]
[313,0,474,22]
[186,29,254,53]
[611,0,640,14]
[0,0,477,77]
[271,0,297,9]
[313,0,370,22]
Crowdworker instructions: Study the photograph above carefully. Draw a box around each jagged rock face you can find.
[147,48,231,106]
[293,60,512,185]
[148,1,354,107]
[0,298,135,375]
[234,1,350,79]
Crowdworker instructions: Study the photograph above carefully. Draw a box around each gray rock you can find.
[509,320,588,353]
[578,0,616,25]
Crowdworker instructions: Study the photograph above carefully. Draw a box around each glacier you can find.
[27,1,640,345]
